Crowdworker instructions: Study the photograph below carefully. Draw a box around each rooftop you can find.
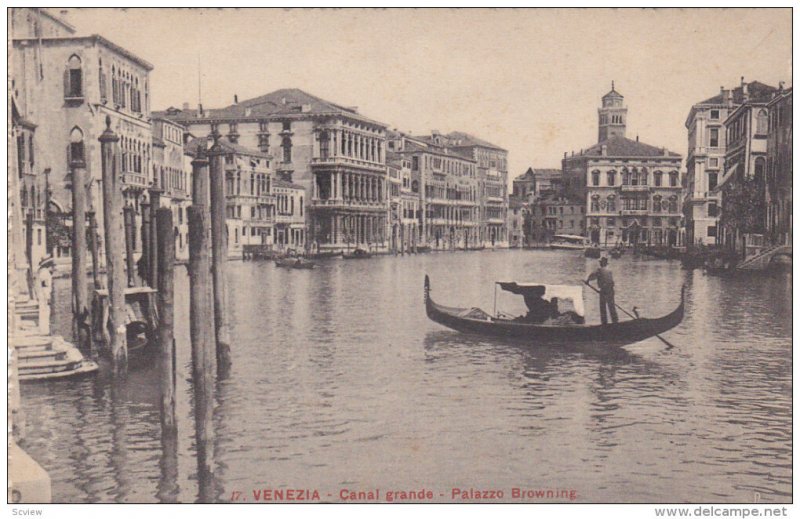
[12,34,153,70]
[155,88,387,128]
[570,135,680,159]
[185,136,271,160]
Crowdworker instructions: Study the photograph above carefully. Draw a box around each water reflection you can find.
[21,251,792,503]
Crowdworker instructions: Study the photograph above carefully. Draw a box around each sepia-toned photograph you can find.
[7,6,793,513]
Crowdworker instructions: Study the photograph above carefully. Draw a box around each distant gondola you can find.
[342,248,372,260]
[423,275,684,345]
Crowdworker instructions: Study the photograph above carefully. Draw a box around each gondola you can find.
[342,248,372,260]
[423,275,684,345]
[275,257,317,269]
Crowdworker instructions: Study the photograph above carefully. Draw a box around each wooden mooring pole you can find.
[123,205,137,287]
[156,207,176,430]
[99,116,127,375]
[208,134,232,378]
[141,202,151,286]
[70,158,90,353]
[189,147,216,502]
[149,189,161,289]
[155,206,179,503]
[88,210,102,289]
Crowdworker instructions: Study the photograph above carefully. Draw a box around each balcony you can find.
[620,185,651,192]
[621,209,649,216]
[122,172,148,187]
[311,197,387,211]
[310,155,384,172]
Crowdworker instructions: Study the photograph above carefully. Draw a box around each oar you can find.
[583,280,677,349]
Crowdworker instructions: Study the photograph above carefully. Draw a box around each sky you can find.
[60,8,791,180]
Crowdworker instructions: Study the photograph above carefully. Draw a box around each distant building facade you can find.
[152,117,191,260]
[562,84,684,246]
[273,176,306,251]
[717,80,781,256]
[528,195,585,243]
[186,137,276,259]
[157,88,389,253]
[11,8,156,265]
[684,80,778,246]
[765,87,792,246]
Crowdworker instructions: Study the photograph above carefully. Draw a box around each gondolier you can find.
[586,257,618,325]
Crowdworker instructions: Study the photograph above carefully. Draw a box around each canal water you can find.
[20,250,792,503]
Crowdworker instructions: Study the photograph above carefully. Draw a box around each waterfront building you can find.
[12,98,48,269]
[157,89,390,253]
[388,132,480,250]
[528,195,585,244]
[562,84,684,247]
[507,196,527,248]
[716,79,781,256]
[186,137,276,259]
[512,167,562,203]
[385,153,405,253]
[441,132,510,248]
[11,8,155,264]
[273,174,306,252]
[683,80,778,246]
[765,87,792,246]
[152,117,191,261]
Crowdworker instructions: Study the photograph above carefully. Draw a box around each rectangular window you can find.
[607,217,615,227]
[709,128,719,148]
[708,202,718,217]
[710,110,719,120]
[607,172,615,186]
[708,173,718,191]
[707,225,717,237]
[592,172,600,186]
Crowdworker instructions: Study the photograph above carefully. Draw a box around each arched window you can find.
[756,109,768,134]
[607,194,616,212]
[669,171,679,187]
[411,180,419,193]
[98,58,107,103]
[607,170,616,186]
[591,194,600,212]
[282,136,292,163]
[591,170,600,186]
[65,55,83,99]
[654,171,663,187]
[653,194,662,213]
[69,127,85,164]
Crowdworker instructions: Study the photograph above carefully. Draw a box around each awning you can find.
[497,282,585,317]
[715,162,739,191]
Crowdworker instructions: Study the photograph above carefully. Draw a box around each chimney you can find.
[601,144,607,156]
[636,135,639,142]
[234,94,239,104]
[779,81,785,92]
[662,147,669,157]
[740,76,745,88]
[563,152,567,159]
[182,102,189,111]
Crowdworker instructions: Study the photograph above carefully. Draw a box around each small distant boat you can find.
[307,251,341,260]
[342,248,372,260]
[609,247,624,259]
[275,257,317,269]
[415,245,432,253]
[549,234,589,251]
[423,275,685,345]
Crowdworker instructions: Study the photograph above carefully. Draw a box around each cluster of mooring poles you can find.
[68,117,231,502]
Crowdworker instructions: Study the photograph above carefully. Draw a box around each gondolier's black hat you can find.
[600,257,608,266]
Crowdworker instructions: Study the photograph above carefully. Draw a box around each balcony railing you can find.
[311,197,387,210]
[122,172,148,187]
[620,209,649,215]
[620,185,651,192]
[310,156,384,171]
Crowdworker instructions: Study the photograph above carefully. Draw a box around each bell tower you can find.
[598,81,627,142]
